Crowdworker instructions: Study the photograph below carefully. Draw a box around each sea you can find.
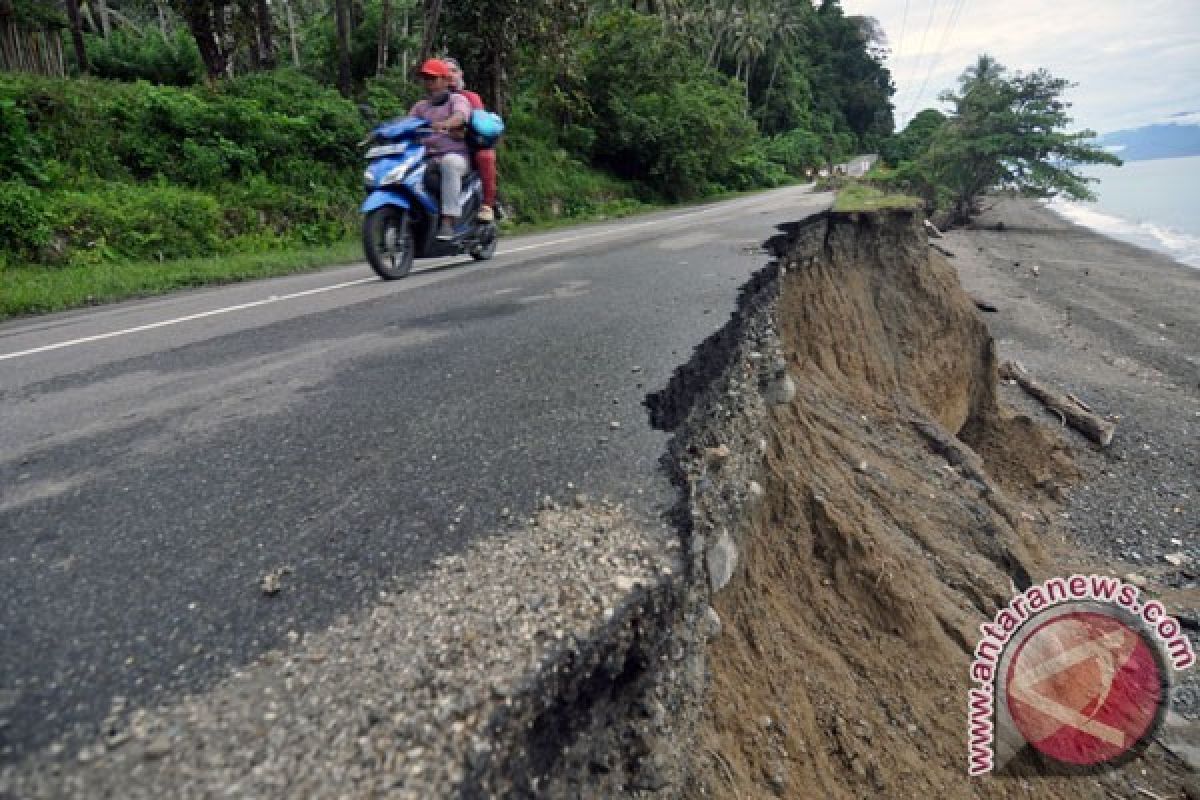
[1047,154,1200,269]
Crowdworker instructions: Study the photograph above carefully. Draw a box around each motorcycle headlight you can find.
[381,164,411,186]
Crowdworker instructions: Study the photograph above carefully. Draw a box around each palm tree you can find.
[760,0,803,118]
[705,0,738,68]
[729,3,768,103]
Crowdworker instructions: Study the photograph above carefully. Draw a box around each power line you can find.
[896,0,939,129]
[889,0,911,127]
[893,0,911,73]
[903,0,970,126]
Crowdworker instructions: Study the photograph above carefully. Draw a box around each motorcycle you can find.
[360,116,497,280]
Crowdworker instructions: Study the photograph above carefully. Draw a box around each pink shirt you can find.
[409,93,471,157]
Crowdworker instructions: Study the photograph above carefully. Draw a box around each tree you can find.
[881,108,945,165]
[376,0,390,74]
[252,0,274,67]
[415,0,438,64]
[551,10,755,198]
[64,0,88,72]
[172,1,227,80]
[282,0,298,66]
[333,0,352,95]
[913,55,1120,222]
[439,0,584,114]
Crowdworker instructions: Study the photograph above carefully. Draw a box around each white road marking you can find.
[0,278,376,362]
[501,201,736,256]
[656,232,719,251]
[1,190,814,363]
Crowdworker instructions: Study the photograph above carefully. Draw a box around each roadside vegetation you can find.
[0,0,894,319]
[832,183,921,213]
[877,55,1120,223]
[1,2,1115,318]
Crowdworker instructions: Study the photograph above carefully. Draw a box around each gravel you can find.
[0,502,684,798]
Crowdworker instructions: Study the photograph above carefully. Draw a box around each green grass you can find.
[0,178,786,321]
[0,200,671,321]
[0,239,362,321]
[833,184,922,213]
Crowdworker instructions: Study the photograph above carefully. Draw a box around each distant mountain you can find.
[1094,123,1200,161]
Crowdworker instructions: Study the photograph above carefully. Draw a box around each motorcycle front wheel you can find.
[363,206,414,280]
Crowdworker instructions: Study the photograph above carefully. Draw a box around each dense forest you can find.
[0,0,895,271]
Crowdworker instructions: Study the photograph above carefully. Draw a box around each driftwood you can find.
[999,361,1116,447]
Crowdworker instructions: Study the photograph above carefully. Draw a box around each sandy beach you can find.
[943,197,1198,565]
[943,196,1200,756]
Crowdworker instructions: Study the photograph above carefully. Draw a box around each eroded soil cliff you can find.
[686,212,1187,799]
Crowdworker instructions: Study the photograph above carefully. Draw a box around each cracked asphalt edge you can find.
[1,500,685,798]
[0,213,819,800]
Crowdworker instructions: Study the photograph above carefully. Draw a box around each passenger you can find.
[444,57,497,223]
[409,58,471,240]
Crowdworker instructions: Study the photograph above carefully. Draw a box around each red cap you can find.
[418,59,451,78]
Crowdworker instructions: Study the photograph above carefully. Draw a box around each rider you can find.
[408,58,472,240]
[444,57,497,224]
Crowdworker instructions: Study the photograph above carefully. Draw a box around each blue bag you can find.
[467,109,505,149]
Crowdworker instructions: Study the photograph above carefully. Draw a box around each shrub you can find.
[222,174,358,247]
[499,101,643,223]
[362,68,423,123]
[85,29,204,87]
[46,183,226,264]
[0,98,44,183]
[1,72,365,189]
[720,140,790,191]
[0,180,52,262]
[559,11,756,199]
[223,70,364,172]
[763,129,824,176]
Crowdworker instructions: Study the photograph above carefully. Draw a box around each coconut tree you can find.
[759,0,803,115]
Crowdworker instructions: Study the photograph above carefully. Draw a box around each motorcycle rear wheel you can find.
[364,207,414,280]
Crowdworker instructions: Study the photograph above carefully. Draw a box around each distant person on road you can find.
[408,58,471,240]
[444,57,498,224]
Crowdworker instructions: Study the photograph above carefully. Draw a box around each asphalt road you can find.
[0,185,830,761]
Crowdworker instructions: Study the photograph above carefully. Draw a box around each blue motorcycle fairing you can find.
[365,149,420,178]
[362,156,438,215]
[374,116,430,141]
[361,189,410,214]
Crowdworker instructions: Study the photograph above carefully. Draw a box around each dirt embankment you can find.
[684,211,1188,799]
[5,208,1192,799]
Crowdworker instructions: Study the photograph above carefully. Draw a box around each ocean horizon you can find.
[1046,154,1200,269]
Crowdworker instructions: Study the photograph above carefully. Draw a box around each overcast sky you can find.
[839,0,1200,134]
